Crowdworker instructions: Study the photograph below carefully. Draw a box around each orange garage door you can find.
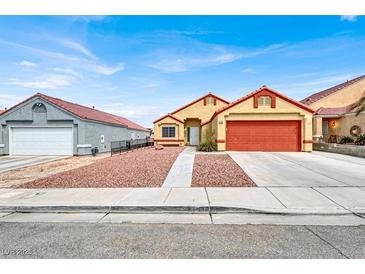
[226,120,301,151]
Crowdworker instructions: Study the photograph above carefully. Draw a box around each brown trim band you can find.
[303,140,313,144]
[215,139,225,143]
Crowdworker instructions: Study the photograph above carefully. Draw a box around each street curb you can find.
[0,205,355,216]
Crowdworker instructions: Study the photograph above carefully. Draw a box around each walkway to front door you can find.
[162,147,196,187]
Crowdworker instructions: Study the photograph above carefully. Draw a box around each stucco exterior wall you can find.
[322,113,365,140]
[128,128,150,140]
[153,116,184,146]
[153,96,228,146]
[307,79,365,110]
[0,97,132,155]
[154,90,313,151]
[172,97,228,123]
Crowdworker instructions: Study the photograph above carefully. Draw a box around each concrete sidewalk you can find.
[162,146,196,187]
[0,186,364,216]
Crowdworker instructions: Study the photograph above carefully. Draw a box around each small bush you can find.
[198,141,217,152]
[339,136,354,144]
[355,134,365,145]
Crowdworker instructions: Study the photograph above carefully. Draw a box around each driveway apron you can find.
[227,152,349,187]
[162,147,196,187]
[0,156,67,173]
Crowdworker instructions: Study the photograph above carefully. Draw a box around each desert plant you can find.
[198,128,217,152]
[355,134,365,145]
[339,136,354,144]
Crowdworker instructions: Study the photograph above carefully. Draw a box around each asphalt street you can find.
[0,222,364,258]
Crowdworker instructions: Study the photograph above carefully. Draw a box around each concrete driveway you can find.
[227,151,365,187]
[0,156,68,173]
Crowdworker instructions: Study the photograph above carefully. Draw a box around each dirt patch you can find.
[192,154,256,187]
[0,154,109,188]
[19,147,184,188]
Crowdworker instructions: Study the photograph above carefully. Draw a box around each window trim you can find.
[258,96,272,106]
[162,126,176,138]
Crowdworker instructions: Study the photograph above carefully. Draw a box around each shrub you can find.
[355,134,365,145]
[339,136,354,144]
[198,128,217,152]
[198,141,217,152]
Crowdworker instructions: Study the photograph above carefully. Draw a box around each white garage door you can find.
[11,127,73,155]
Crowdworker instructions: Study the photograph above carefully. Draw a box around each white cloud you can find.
[0,38,125,77]
[341,15,358,22]
[273,73,359,99]
[148,53,243,73]
[74,16,107,23]
[9,74,77,90]
[86,63,125,75]
[58,39,97,60]
[51,67,81,77]
[147,42,286,73]
[0,38,80,62]
[14,60,37,67]
[0,94,26,109]
[242,68,256,74]
[100,102,160,119]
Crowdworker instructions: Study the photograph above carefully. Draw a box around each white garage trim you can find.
[9,126,74,156]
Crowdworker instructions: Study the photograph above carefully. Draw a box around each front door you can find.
[189,127,200,146]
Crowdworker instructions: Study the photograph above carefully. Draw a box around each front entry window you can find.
[322,121,329,135]
[162,127,176,138]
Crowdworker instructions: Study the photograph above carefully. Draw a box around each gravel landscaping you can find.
[19,147,184,188]
[0,154,109,188]
[192,154,256,187]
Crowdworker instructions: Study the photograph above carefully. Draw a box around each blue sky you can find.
[0,15,364,127]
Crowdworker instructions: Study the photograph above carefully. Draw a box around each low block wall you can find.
[313,142,365,158]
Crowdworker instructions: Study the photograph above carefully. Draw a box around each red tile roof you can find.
[153,92,230,123]
[0,109,4,115]
[0,93,148,132]
[170,92,229,115]
[301,74,365,105]
[315,107,348,116]
[315,103,358,116]
[153,114,184,124]
[201,85,314,126]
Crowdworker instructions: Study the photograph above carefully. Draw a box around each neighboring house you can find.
[154,86,314,152]
[301,75,365,143]
[0,93,149,156]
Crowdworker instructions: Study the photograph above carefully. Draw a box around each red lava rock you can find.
[19,147,184,188]
[192,154,256,187]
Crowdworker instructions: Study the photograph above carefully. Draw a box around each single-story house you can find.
[154,86,314,152]
[301,74,365,143]
[0,93,149,156]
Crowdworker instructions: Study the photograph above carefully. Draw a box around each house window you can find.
[206,97,214,105]
[322,121,329,135]
[258,96,272,106]
[33,103,47,113]
[162,127,176,138]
